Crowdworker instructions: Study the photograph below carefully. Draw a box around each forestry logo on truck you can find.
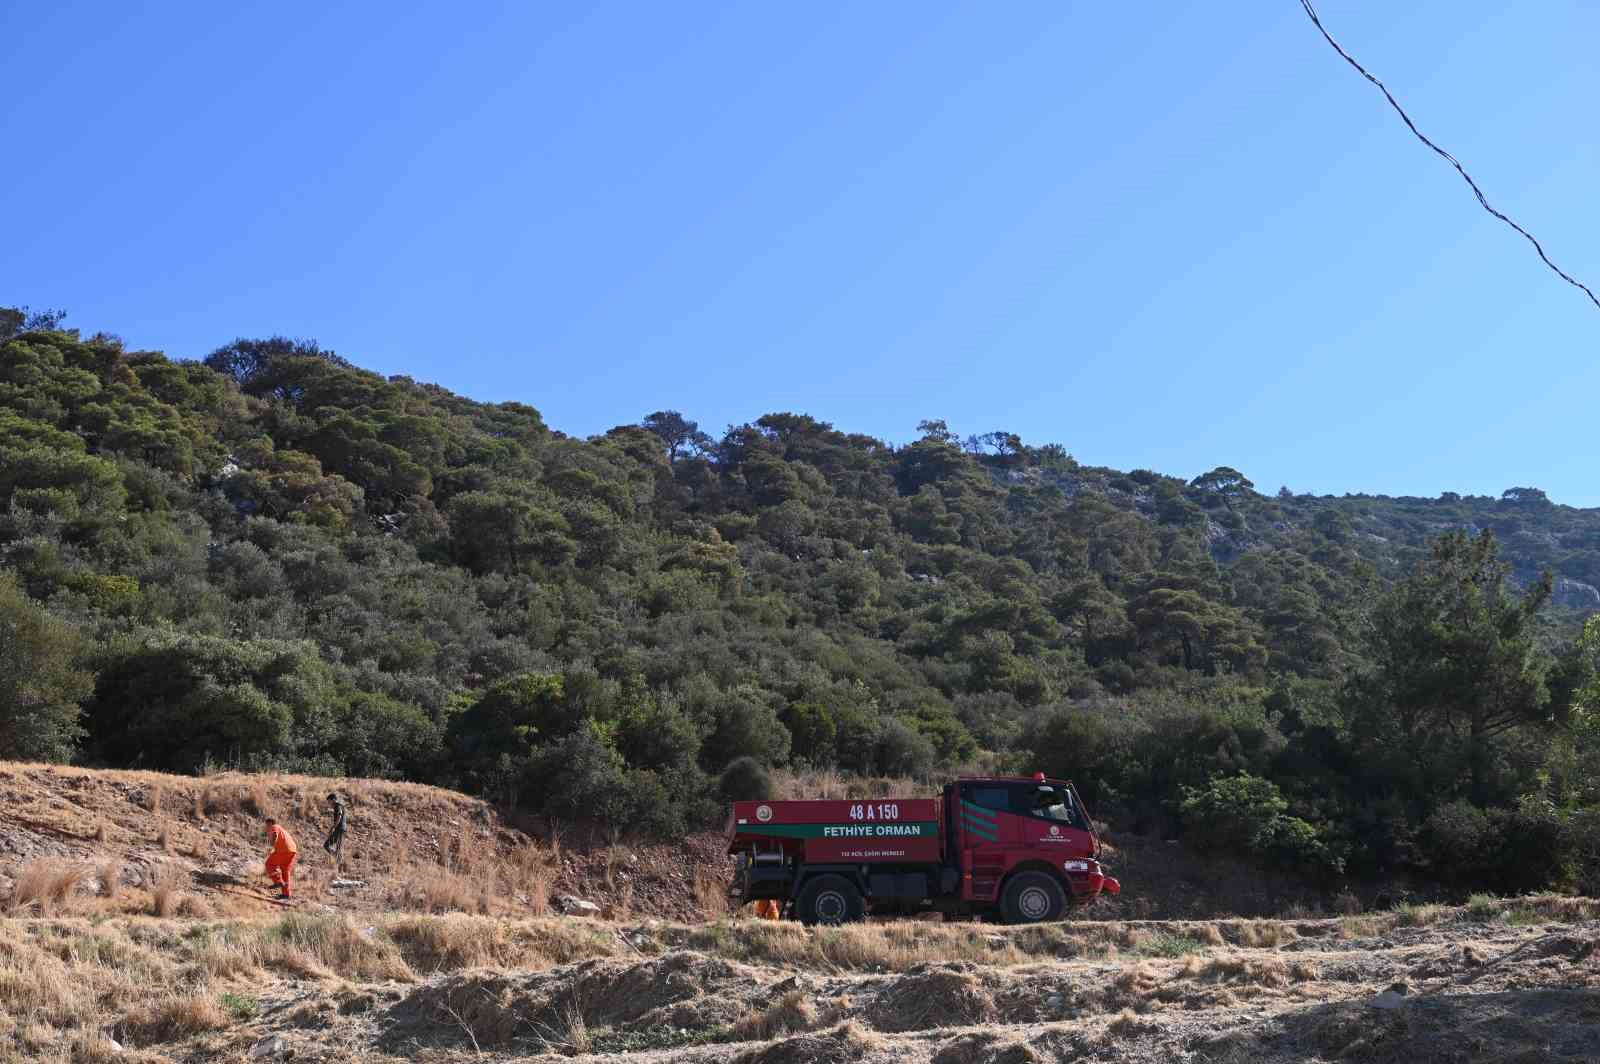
[756,804,773,822]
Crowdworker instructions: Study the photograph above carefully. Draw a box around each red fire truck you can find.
[725,773,1119,924]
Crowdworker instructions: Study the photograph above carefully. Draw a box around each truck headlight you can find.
[1063,860,1090,872]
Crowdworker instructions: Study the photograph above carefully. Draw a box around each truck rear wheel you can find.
[1001,871,1067,925]
[797,874,864,926]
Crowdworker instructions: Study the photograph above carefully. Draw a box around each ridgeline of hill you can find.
[3,306,1600,895]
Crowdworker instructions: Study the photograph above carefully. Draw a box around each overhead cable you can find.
[1298,0,1599,312]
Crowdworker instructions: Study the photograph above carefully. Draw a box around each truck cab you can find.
[945,774,1115,922]
[726,773,1119,925]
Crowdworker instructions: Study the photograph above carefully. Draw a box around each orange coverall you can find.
[753,899,781,920]
[265,823,299,898]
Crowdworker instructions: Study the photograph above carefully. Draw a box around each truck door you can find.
[1011,781,1096,858]
[957,782,1019,902]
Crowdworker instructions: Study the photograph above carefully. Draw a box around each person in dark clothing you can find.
[323,792,347,869]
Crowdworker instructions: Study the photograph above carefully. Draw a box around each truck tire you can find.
[797,874,864,926]
[1001,870,1067,925]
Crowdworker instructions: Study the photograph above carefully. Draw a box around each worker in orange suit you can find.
[263,816,299,900]
[753,899,781,920]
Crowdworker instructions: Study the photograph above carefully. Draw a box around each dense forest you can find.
[4,306,1600,895]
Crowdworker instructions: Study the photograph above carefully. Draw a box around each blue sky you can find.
[3,2,1596,502]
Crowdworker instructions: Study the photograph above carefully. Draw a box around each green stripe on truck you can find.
[739,821,941,840]
[960,801,999,824]
[961,816,998,842]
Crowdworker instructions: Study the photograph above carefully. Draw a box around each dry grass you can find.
[262,912,414,981]
[1502,894,1600,923]
[0,892,1594,1060]
[61,1032,127,1063]
[242,781,269,817]
[119,994,230,1046]
[404,869,493,915]
[867,966,997,1032]
[97,861,121,900]
[693,868,729,919]
[505,842,556,917]
[686,919,1040,972]
[0,762,585,925]
[534,998,592,1056]
[6,862,89,915]
[1191,953,1292,988]
[554,999,592,1056]
[1395,902,1449,928]
[0,916,235,1058]
[1338,915,1382,938]
[604,827,628,890]
[149,864,186,917]
[1236,920,1298,948]
[613,881,635,921]
[733,989,819,1041]
[385,914,616,972]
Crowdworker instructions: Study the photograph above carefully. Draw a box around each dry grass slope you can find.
[0,897,1593,1061]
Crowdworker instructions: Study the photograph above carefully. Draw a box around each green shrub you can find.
[1180,773,1288,852]
[1181,773,1342,874]
[718,756,774,803]
[876,718,936,778]
[219,992,259,1020]
[0,570,92,761]
[1420,801,1492,884]
[522,725,631,822]
[782,701,838,764]
[1421,800,1571,894]
[1138,932,1206,958]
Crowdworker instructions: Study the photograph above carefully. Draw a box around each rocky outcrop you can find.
[1551,577,1600,610]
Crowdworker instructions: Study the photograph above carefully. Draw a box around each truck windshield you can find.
[1032,787,1085,828]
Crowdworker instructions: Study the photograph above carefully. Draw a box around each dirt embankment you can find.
[0,762,726,922]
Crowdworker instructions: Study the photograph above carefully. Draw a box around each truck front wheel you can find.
[1001,871,1067,924]
[797,875,864,926]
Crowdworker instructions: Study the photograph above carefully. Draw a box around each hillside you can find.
[0,762,731,923]
[4,308,1600,895]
